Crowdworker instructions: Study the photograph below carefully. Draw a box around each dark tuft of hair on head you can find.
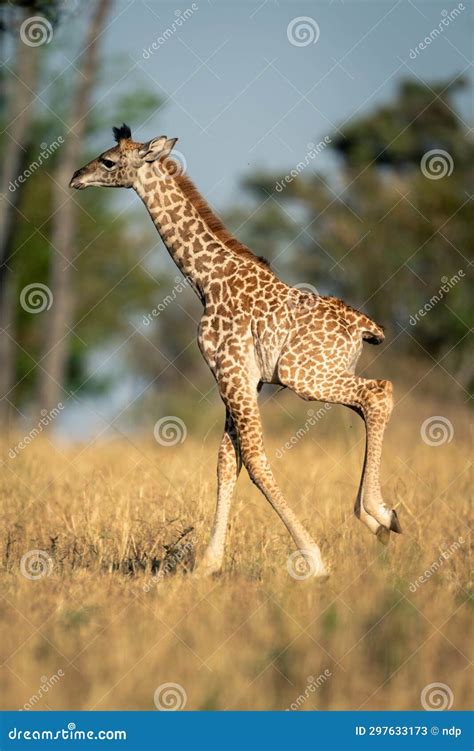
[113,123,132,143]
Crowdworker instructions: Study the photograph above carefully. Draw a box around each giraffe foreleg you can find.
[219,375,329,578]
[199,410,241,575]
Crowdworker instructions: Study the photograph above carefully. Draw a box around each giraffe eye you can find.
[101,158,116,169]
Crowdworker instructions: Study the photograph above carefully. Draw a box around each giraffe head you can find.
[69,124,178,190]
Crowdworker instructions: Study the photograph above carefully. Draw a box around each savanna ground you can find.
[0,365,472,712]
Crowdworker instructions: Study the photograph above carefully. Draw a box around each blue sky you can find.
[88,0,473,208]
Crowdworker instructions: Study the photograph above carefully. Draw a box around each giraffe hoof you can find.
[195,557,223,578]
[195,567,222,579]
[389,509,402,534]
[376,525,391,545]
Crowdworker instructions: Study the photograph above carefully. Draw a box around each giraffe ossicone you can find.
[70,124,402,579]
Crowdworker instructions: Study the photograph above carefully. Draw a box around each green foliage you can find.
[10,152,160,403]
[5,60,472,412]
[230,78,473,393]
[4,41,164,406]
[332,77,470,167]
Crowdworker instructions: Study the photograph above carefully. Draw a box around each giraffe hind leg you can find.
[278,361,400,538]
[349,404,390,544]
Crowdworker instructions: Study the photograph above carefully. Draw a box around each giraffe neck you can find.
[134,163,229,300]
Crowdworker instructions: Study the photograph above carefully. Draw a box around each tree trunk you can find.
[0,15,40,425]
[37,0,112,414]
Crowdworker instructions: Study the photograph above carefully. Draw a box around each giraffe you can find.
[70,124,401,578]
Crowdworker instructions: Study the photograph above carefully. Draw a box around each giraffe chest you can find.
[197,272,293,380]
[251,318,288,384]
[197,306,289,383]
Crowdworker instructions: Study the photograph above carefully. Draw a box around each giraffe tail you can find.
[358,314,385,345]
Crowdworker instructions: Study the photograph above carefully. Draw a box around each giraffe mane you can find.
[168,164,270,269]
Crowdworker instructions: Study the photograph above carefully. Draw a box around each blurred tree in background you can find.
[0,0,472,433]
[0,0,53,422]
[0,0,162,423]
[227,77,473,392]
[37,0,113,415]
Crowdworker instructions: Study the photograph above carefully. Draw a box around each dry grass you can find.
[0,387,471,711]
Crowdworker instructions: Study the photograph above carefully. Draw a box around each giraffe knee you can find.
[241,451,268,487]
[245,456,263,481]
[359,379,393,420]
[378,379,393,419]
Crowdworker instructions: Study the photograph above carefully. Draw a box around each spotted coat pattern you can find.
[70,128,402,578]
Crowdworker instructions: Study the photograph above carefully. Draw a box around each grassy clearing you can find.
[0,386,471,711]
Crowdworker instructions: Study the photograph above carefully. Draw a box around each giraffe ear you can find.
[161,137,178,157]
[139,136,178,162]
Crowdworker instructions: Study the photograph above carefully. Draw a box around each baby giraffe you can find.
[70,124,401,578]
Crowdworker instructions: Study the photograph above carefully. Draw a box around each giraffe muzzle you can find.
[69,169,87,190]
